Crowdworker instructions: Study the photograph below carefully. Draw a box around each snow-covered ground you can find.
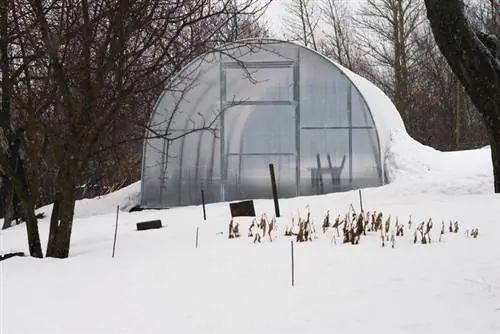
[1,131,500,334]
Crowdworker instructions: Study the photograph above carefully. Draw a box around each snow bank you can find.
[34,181,141,220]
[71,181,141,217]
[384,130,493,195]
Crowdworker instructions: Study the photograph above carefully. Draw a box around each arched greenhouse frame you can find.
[140,39,405,208]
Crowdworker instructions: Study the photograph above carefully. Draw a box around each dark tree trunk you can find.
[22,197,43,258]
[46,173,76,258]
[0,2,13,231]
[489,124,500,192]
[425,0,500,193]
[13,158,43,258]
[45,191,60,256]
[0,1,42,257]
[1,177,15,229]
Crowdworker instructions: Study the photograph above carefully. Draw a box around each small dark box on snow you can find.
[136,219,162,231]
[229,200,256,217]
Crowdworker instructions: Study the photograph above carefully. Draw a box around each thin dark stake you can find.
[291,240,295,287]
[359,189,363,212]
[196,227,199,248]
[201,189,207,221]
[112,205,119,258]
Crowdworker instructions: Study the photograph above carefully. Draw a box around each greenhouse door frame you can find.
[218,55,301,201]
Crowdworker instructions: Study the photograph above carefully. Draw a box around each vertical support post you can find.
[208,134,217,187]
[293,49,301,197]
[348,83,353,186]
[238,133,244,195]
[112,205,119,258]
[196,227,199,248]
[219,53,227,202]
[326,153,335,190]
[291,240,295,287]
[359,189,363,212]
[201,189,206,220]
[158,139,167,206]
[316,154,324,194]
[269,163,281,218]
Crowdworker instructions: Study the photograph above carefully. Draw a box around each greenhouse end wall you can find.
[141,40,383,208]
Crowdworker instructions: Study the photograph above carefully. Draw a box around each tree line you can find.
[282,0,498,150]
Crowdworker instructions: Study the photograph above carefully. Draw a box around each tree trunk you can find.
[0,0,43,256]
[1,176,15,229]
[46,176,76,258]
[22,196,43,258]
[45,192,61,255]
[454,82,461,150]
[13,159,43,258]
[489,124,500,193]
[425,0,500,193]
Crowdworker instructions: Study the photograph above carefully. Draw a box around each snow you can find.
[1,131,500,333]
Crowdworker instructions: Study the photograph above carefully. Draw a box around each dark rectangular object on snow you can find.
[230,200,256,217]
[136,219,162,231]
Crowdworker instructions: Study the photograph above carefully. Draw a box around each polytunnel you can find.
[140,39,406,208]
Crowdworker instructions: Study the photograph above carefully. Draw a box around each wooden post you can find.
[196,227,199,248]
[201,189,207,221]
[291,240,295,287]
[358,189,363,212]
[112,205,119,258]
[269,163,280,218]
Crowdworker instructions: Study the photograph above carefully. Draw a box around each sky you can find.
[260,0,363,38]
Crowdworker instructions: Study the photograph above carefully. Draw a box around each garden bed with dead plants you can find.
[223,204,480,248]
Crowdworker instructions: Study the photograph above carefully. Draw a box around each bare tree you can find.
[410,23,487,149]
[0,0,44,257]
[283,0,320,50]
[467,0,500,35]
[0,0,269,258]
[319,0,359,70]
[424,0,500,192]
[75,8,271,201]
[356,0,423,126]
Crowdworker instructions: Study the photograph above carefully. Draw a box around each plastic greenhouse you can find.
[140,39,405,208]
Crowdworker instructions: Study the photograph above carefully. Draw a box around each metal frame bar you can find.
[301,125,373,130]
[223,60,294,69]
[293,48,301,196]
[158,136,168,206]
[194,129,204,196]
[226,100,295,106]
[227,152,295,156]
[177,138,184,205]
[219,54,227,202]
[348,83,353,185]
[238,134,243,193]
[208,133,216,187]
